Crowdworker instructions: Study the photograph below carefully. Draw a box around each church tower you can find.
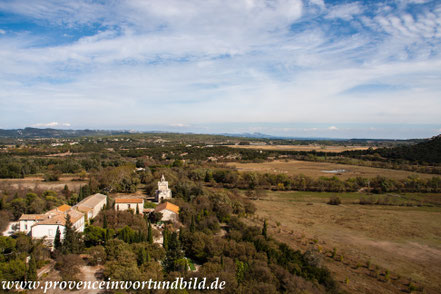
[155,175,172,202]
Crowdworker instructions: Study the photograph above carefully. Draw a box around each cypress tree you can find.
[54,227,62,250]
[163,227,169,250]
[164,232,184,272]
[103,213,108,229]
[78,187,83,202]
[262,219,268,239]
[27,254,37,281]
[136,204,140,215]
[190,215,196,233]
[148,222,153,244]
[63,214,76,254]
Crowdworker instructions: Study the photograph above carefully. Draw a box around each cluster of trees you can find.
[344,135,441,165]
[0,191,65,221]
[187,168,441,193]
[0,234,48,281]
[0,154,131,179]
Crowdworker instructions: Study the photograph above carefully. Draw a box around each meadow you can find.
[248,190,441,293]
[226,144,374,152]
[227,159,435,180]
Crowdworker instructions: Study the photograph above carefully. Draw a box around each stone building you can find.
[155,175,172,202]
[114,197,144,214]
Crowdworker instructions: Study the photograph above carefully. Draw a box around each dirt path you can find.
[73,265,104,294]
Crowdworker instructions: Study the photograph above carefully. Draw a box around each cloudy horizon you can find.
[1,0,440,139]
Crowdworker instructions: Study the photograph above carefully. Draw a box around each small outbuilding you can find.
[154,202,179,222]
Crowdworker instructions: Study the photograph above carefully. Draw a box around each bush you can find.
[327,196,341,205]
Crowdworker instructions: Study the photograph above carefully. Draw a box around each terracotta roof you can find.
[19,214,47,221]
[155,202,179,214]
[57,204,71,212]
[36,210,84,226]
[115,198,144,203]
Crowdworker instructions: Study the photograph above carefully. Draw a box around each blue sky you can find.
[0,0,440,139]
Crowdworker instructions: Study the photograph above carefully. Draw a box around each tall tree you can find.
[163,227,169,250]
[103,213,108,229]
[164,232,185,272]
[147,222,153,244]
[54,227,62,250]
[262,219,268,239]
[27,254,37,281]
[62,214,80,254]
[190,215,196,233]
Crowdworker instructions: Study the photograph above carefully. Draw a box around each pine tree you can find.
[27,254,37,281]
[54,226,62,250]
[148,222,153,244]
[262,219,268,239]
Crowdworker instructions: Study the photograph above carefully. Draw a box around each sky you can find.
[0,0,440,139]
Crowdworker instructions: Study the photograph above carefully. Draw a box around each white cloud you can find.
[325,2,364,21]
[0,1,440,138]
[31,122,71,128]
[0,29,5,35]
[169,123,189,128]
[328,126,338,130]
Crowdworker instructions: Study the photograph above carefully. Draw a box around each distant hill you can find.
[347,135,441,164]
[0,128,130,138]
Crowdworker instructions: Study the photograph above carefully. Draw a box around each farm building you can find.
[155,202,179,222]
[115,197,144,214]
[18,193,107,245]
[75,193,107,220]
[31,209,85,243]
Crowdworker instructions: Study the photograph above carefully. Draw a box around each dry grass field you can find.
[0,176,86,193]
[227,159,435,180]
[247,191,441,293]
[227,144,374,152]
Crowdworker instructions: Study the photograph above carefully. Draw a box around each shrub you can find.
[328,196,341,205]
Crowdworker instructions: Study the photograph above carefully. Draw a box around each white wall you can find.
[31,224,64,241]
[92,198,106,218]
[19,220,37,234]
[115,202,144,214]
[160,209,178,222]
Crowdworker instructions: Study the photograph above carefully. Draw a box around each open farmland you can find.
[248,191,441,293]
[0,176,86,193]
[227,159,435,180]
[226,144,374,152]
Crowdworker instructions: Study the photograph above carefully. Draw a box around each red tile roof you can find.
[155,202,179,214]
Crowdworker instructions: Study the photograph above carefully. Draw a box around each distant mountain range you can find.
[0,127,430,142]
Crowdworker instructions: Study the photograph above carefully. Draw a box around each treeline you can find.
[186,168,441,194]
[343,135,441,165]
[0,154,130,179]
